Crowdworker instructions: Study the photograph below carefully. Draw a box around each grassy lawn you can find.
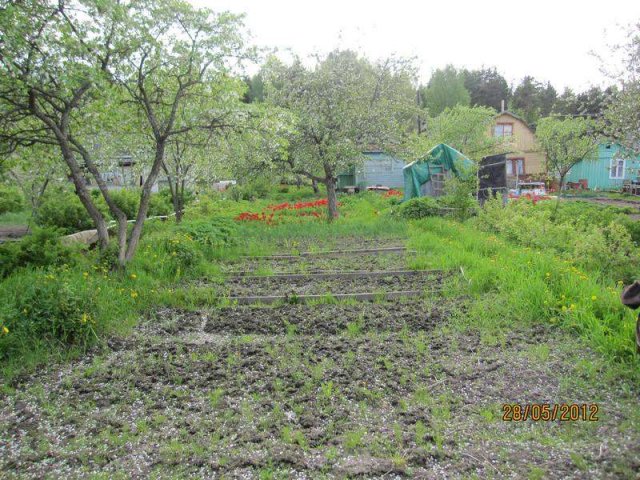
[1,191,639,478]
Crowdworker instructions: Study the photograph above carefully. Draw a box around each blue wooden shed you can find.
[337,151,405,189]
[565,143,640,190]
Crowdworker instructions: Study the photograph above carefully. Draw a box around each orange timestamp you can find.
[502,403,599,422]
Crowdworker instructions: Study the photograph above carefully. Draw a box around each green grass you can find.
[407,217,640,379]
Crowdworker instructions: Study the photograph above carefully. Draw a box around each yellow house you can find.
[491,111,546,178]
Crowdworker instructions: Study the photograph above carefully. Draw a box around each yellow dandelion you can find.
[130,291,138,299]
[2,326,8,335]
[130,273,137,280]
[81,313,89,324]
[83,272,89,278]
[591,295,597,301]
[570,304,576,310]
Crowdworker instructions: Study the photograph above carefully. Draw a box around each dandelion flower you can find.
[130,291,138,299]
[591,295,597,301]
[81,313,89,324]
[83,272,89,278]
[570,304,576,310]
[2,326,8,335]
[130,273,137,280]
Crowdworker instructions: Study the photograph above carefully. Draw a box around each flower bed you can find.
[235,198,339,224]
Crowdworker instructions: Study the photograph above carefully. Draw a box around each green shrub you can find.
[440,177,479,221]
[108,189,139,219]
[0,227,73,278]
[35,189,96,233]
[106,189,173,219]
[228,179,273,201]
[162,233,202,276]
[0,186,24,215]
[397,197,442,219]
[0,272,98,357]
[149,191,174,217]
[477,197,640,282]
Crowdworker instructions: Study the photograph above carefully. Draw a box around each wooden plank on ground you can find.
[226,290,429,305]
[224,269,442,280]
[242,246,412,260]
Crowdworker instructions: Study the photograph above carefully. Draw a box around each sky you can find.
[192,0,640,92]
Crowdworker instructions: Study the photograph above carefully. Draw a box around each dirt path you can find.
[1,238,639,479]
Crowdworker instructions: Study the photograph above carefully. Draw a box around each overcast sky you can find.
[193,0,640,91]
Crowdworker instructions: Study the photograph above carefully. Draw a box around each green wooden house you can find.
[565,144,640,190]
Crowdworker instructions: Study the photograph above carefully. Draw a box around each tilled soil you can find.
[223,251,411,274]
[269,235,407,253]
[1,242,639,479]
[212,271,444,298]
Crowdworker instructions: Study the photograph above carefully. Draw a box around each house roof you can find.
[495,110,530,127]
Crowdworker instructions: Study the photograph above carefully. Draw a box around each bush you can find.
[477,197,640,282]
[0,186,25,215]
[108,189,139,219]
[162,233,202,275]
[0,272,99,358]
[0,227,73,278]
[107,189,173,219]
[397,196,442,219]
[148,192,173,217]
[228,179,273,201]
[35,189,96,233]
[440,177,479,221]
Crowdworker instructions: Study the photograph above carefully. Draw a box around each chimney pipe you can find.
[501,99,505,112]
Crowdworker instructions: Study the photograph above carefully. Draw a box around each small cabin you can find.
[337,151,405,190]
[565,144,640,191]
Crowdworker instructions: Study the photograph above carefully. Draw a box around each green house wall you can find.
[565,144,640,190]
[338,152,405,189]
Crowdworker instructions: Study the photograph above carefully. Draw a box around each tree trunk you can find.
[325,177,339,221]
[175,179,184,223]
[125,141,166,262]
[311,178,319,194]
[58,143,110,249]
[552,173,566,221]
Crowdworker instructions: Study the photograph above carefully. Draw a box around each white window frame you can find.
[610,158,626,179]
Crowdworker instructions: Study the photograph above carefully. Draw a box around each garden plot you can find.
[269,235,407,253]
[223,250,411,274]
[2,312,638,479]
[216,270,445,299]
[2,235,639,480]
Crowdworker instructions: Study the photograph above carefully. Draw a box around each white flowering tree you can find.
[263,51,418,220]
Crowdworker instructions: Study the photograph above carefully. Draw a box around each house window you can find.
[506,158,525,176]
[494,123,513,137]
[610,158,625,179]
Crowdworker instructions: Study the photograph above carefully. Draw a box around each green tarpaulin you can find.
[402,143,473,201]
